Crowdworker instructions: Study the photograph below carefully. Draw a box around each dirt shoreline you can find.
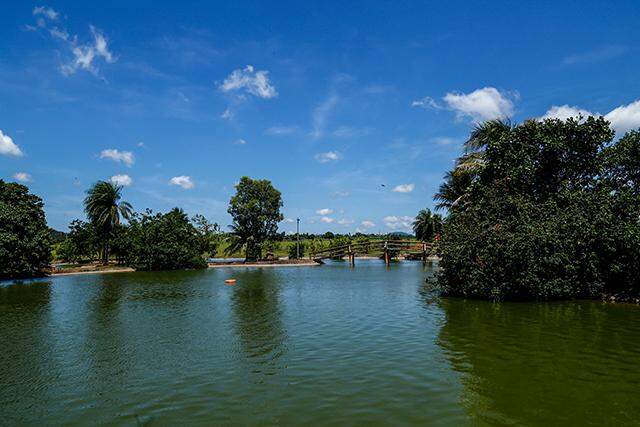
[49,256,438,277]
[52,267,135,276]
[208,261,318,268]
[51,260,320,276]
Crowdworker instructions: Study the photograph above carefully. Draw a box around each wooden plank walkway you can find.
[310,240,435,266]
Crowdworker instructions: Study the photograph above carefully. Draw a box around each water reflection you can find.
[436,298,640,426]
[0,281,55,423]
[230,270,287,377]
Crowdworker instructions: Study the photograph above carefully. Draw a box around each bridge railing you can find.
[310,240,433,259]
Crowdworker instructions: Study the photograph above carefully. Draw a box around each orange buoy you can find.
[224,279,237,285]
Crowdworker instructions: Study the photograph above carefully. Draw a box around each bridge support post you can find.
[348,245,355,267]
[422,242,427,264]
[384,241,390,267]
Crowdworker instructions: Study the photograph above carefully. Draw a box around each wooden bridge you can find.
[310,240,436,266]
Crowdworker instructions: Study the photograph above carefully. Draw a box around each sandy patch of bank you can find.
[208,261,319,268]
[52,267,135,276]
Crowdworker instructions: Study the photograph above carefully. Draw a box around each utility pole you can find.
[296,218,300,259]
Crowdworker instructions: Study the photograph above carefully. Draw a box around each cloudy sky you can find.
[1,1,639,233]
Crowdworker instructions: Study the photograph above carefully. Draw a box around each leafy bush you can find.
[0,180,51,279]
[437,118,640,300]
[125,208,208,271]
[288,241,305,259]
[56,220,99,263]
[263,240,281,257]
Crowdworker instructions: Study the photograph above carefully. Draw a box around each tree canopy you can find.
[0,180,51,279]
[227,176,284,260]
[125,208,209,271]
[436,117,640,301]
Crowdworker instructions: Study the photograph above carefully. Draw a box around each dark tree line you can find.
[0,180,51,279]
[435,118,640,301]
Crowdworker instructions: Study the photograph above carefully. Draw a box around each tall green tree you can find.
[227,177,284,261]
[413,209,442,241]
[0,180,51,279]
[84,181,133,264]
[436,116,640,301]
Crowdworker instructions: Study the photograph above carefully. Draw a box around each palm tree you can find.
[434,169,474,210]
[413,209,443,241]
[464,118,513,153]
[225,223,260,261]
[434,119,513,211]
[84,181,133,264]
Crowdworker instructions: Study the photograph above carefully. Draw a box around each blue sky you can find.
[1,1,639,233]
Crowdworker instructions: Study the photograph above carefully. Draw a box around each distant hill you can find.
[388,231,413,238]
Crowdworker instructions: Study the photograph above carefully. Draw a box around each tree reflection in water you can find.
[230,270,288,379]
[435,297,640,426]
[0,281,53,423]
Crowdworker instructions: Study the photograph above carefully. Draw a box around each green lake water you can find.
[1,260,639,426]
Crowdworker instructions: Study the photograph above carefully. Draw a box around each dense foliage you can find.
[56,220,99,263]
[288,241,305,259]
[437,118,640,300]
[125,208,210,271]
[0,180,51,279]
[227,176,284,260]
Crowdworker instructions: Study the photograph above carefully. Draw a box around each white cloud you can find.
[392,183,415,193]
[316,208,333,215]
[100,149,134,167]
[221,108,234,120]
[0,130,24,157]
[234,138,247,145]
[360,220,376,228]
[311,94,339,139]
[540,100,640,136]
[33,6,59,20]
[540,105,597,121]
[169,175,194,189]
[337,218,354,225]
[605,100,640,136]
[315,151,341,163]
[411,96,442,109]
[563,45,627,65]
[384,215,414,230]
[332,126,371,138]
[283,218,296,223]
[320,216,334,223]
[431,137,460,146]
[265,125,297,136]
[110,174,132,186]
[331,190,350,198]
[219,65,277,99]
[30,8,115,77]
[49,27,69,41]
[61,26,116,76]
[443,87,515,122]
[13,172,31,183]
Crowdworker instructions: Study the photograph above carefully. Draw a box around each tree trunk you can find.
[103,241,110,265]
